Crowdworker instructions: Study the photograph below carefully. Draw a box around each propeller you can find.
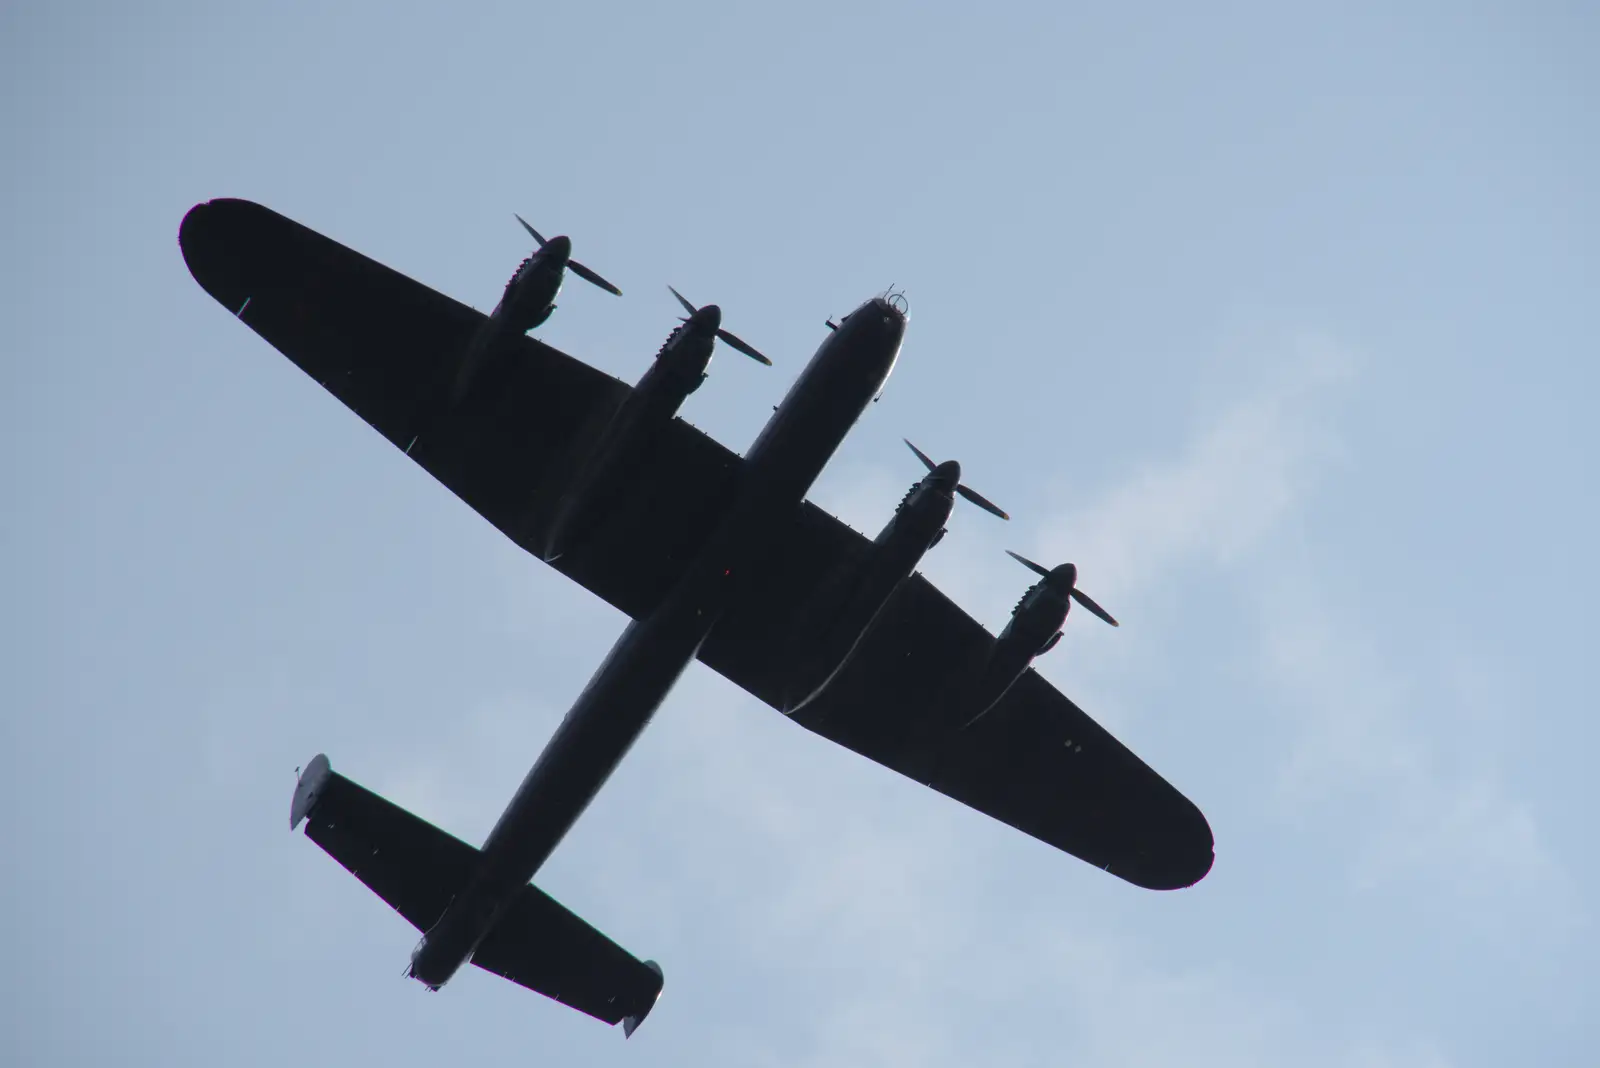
[514,215,623,296]
[904,440,1009,520]
[1005,550,1118,626]
[668,286,772,365]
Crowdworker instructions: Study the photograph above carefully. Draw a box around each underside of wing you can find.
[789,574,1214,889]
[180,198,635,556]
[694,505,1214,890]
[180,197,752,615]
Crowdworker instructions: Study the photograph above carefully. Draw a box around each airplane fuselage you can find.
[408,296,906,988]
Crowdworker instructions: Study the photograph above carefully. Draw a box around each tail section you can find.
[289,755,664,1034]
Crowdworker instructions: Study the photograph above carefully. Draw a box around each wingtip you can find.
[1141,810,1216,890]
[1163,844,1215,890]
[621,960,664,1038]
[289,753,332,830]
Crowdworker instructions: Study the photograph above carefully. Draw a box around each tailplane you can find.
[289,755,664,1034]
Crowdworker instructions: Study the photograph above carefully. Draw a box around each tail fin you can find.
[289,755,664,1033]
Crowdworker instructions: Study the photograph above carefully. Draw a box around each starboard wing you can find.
[695,507,1215,890]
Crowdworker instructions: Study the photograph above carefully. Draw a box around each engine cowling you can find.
[783,477,953,711]
[543,328,718,562]
[959,582,1070,727]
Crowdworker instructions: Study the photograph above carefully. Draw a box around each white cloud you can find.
[1034,331,1355,605]
[886,332,1359,731]
[614,667,1461,1068]
[1255,575,1584,940]
[888,329,1577,939]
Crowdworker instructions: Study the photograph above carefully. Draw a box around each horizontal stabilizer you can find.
[473,900,664,1036]
[290,755,664,1031]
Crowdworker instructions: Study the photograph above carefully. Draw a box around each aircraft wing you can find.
[691,506,1215,890]
[180,199,1211,891]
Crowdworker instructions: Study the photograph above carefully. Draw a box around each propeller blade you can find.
[668,285,697,316]
[567,259,623,296]
[956,483,1009,521]
[904,439,937,473]
[1005,549,1051,578]
[514,214,546,247]
[716,328,772,365]
[1070,587,1119,627]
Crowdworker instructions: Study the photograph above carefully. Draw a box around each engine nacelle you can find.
[543,328,716,562]
[783,479,953,711]
[961,585,1071,727]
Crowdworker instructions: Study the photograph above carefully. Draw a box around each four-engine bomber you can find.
[177,195,1213,1040]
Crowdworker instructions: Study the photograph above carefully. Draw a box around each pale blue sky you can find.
[5,2,1595,1065]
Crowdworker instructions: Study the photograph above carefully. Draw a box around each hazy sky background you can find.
[5,2,1595,1065]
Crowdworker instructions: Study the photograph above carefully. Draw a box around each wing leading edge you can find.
[179,199,1212,890]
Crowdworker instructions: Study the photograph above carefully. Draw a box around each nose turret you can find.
[873,291,909,323]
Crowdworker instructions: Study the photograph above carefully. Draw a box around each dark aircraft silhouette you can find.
[178,198,1213,1038]
[405,216,620,452]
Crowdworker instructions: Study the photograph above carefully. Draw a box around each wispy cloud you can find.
[1042,328,1579,944]
[1255,573,1584,939]
[602,667,1463,1068]
[1041,335,1354,591]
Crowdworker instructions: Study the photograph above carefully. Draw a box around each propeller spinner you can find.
[514,215,623,296]
[904,440,1009,520]
[1005,550,1118,626]
[668,286,772,365]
